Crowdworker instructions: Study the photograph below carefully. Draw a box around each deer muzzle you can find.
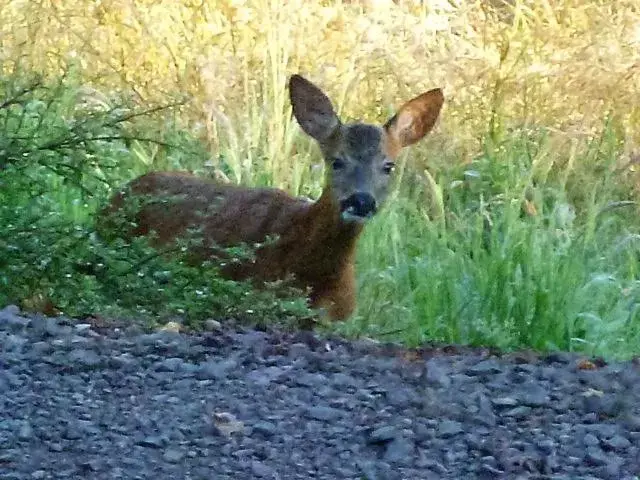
[340,192,377,222]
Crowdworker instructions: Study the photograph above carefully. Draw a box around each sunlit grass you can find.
[338,127,640,359]
[1,1,640,358]
[4,0,640,161]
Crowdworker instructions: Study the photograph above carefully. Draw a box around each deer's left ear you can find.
[384,88,444,147]
[289,74,341,142]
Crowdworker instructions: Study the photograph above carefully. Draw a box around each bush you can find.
[2,0,640,358]
[347,122,640,359]
[0,72,310,328]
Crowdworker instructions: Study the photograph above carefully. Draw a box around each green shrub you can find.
[343,122,640,359]
[0,72,311,328]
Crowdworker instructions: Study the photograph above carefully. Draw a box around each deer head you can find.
[289,74,444,223]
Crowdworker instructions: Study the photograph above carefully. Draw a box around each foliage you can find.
[0,74,310,327]
[1,0,640,357]
[348,123,640,359]
[3,0,640,165]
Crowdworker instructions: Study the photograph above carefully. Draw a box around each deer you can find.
[98,74,444,321]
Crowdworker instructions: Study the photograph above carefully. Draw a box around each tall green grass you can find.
[2,70,640,358]
[0,73,310,325]
[345,123,640,359]
[2,0,640,359]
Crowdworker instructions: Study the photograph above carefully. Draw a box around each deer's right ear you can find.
[289,74,340,142]
[384,88,444,148]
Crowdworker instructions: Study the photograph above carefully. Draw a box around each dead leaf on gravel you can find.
[159,321,181,333]
[212,412,245,438]
[21,293,61,316]
[577,359,598,370]
[399,351,421,363]
[581,388,604,398]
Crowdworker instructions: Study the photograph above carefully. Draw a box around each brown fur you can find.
[98,75,444,321]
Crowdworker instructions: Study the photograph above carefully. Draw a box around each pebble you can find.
[0,306,638,478]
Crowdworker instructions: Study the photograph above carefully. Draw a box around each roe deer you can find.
[99,74,444,320]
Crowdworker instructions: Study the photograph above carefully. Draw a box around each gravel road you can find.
[1,304,639,479]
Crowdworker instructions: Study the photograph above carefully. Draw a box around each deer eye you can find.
[383,161,395,175]
[332,158,346,171]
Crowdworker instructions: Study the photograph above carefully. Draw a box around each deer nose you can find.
[341,192,377,219]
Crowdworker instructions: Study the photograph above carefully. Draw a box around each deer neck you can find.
[299,189,364,270]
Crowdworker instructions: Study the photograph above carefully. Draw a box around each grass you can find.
[1,0,640,359]
[348,125,640,359]
[0,73,310,326]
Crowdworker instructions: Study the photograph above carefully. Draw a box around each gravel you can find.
[1,304,640,479]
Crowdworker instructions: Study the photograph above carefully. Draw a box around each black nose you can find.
[340,192,377,218]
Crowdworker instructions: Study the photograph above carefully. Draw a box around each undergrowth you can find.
[0,73,310,328]
[1,0,640,359]
[348,123,640,359]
